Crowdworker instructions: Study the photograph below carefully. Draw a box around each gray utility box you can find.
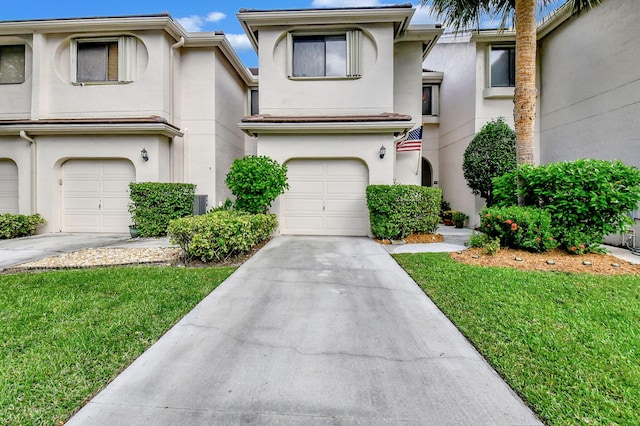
[193,194,208,215]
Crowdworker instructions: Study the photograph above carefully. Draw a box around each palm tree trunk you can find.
[514,0,537,166]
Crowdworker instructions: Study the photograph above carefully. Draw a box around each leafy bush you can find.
[463,118,517,206]
[468,231,489,248]
[0,213,46,239]
[167,210,277,262]
[492,159,640,251]
[225,156,289,214]
[129,183,196,237]
[480,206,558,253]
[467,231,501,255]
[366,185,441,240]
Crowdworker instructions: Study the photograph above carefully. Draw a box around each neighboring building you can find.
[238,5,442,236]
[425,0,640,232]
[0,14,254,232]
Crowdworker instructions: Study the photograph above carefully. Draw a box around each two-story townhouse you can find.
[237,5,442,236]
[0,14,253,233]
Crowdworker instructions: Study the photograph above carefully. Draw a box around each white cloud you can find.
[226,34,253,51]
[177,15,205,32]
[311,0,384,7]
[177,11,226,32]
[206,12,226,23]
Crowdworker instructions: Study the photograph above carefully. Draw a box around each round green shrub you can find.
[225,156,289,214]
[463,118,517,206]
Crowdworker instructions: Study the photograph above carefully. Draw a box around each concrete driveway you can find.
[0,233,130,270]
[68,236,541,425]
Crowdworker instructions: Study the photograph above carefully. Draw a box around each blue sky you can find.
[1,1,442,67]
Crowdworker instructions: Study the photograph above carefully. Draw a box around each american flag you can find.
[396,126,422,152]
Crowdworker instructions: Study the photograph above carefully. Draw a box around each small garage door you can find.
[62,159,135,232]
[0,159,19,214]
[282,159,369,236]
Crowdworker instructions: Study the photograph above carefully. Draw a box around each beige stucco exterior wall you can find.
[539,0,640,167]
[214,51,249,206]
[394,41,424,186]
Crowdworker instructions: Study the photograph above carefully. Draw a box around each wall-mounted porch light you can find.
[141,148,149,161]
[379,145,386,159]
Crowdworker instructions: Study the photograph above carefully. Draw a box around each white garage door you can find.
[62,159,135,232]
[0,159,19,214]
[282,159,369,236]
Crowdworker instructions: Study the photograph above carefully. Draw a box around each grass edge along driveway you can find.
[394,252,640,426]
[0,266,235,425]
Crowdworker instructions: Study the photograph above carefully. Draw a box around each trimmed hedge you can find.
[479,206,558,253]
[0,213,46,239]
[366,185,442,240]
[167,210,277,262]
[128,182,196,237]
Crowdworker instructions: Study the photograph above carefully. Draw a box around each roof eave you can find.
[237,6,416,53]
[0,122,184,138]
[238,121,412,138]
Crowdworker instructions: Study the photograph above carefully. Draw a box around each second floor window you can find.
[289,30,361,78]
[72,36,137,84]
[490,46,515,87]
[249,88,259,115]
[422,85,439,116]
[77,41,118,82]
[0,45,25,84]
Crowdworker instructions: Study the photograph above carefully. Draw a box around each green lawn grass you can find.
[0,266,235,425]
[394,253,640,426]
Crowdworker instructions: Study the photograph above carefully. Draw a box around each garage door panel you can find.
[102,180,131,193]
[64,180,101,193]
[64,197,100,211]
[0,160,19,214]
[326,181,367,197]
[101,197,130,212]
[283,159,369,236]
[287,161,324,176]
[288,180,323,195]
[325,198,367,213]
[326,161,364,177]
[62,159,135,232]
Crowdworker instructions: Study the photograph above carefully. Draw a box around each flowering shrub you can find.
[492,159,640,252]
[480,206,558,253]
[562,229,606,255]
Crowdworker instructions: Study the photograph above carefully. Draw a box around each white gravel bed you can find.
[12,247,181,270]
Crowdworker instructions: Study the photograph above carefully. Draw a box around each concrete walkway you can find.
[68,236,541,425]
[0,233,130,270]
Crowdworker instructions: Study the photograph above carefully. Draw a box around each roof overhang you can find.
[239,113,413,137]
[237,4,416,53]
[397,25,444,60]
[0,117,184,138]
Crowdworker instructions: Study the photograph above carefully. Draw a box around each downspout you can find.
[169,36,184,123]
[19,130,37,213]
[169,37,185,182]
